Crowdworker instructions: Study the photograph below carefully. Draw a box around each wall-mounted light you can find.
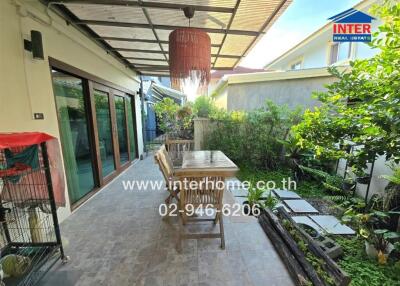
[24,30,44,60]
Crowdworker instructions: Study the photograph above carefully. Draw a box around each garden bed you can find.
[239,167,400,286]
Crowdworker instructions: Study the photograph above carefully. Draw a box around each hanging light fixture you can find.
[169,7,211,98]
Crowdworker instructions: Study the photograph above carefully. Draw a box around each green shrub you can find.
[153,98,193,139]
[205,100,303,169]
[193,95,216,118]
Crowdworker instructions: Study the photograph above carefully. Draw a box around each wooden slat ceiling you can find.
[43,0,292,76]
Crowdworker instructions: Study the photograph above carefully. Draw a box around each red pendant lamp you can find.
[169,7,211,92]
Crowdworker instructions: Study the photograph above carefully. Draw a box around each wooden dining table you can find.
[173,150,239,251]
[174,150,239,178]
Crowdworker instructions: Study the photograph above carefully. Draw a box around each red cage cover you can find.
[0,132,66,207]
[0,132,55,149]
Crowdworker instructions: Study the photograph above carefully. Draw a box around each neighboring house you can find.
[142,78,186,142]
[212,0,380,111]
[212,68,338,110]
[265,1,379,71]
[209,66,264,95]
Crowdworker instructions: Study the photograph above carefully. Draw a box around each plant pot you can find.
[365,241,379,258]
[356,176,371,184]
[365,241,394,261]
[342,181,356,192]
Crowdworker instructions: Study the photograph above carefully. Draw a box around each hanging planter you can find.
[356,176,371,185]
[342,179,356,192]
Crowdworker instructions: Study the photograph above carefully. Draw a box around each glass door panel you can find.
[126,97,137,159]
[52,69,95,204]
[94,89,116,177]
[114,96,129,165]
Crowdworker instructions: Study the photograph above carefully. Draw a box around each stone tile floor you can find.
[40,155,294,286]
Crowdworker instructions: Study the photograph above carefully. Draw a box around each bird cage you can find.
[0,133,67,286]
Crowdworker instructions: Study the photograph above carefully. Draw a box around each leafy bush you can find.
[193,95,216,118]
[299,165,344,194]
[205,100,303,169]
[153,98,193,139]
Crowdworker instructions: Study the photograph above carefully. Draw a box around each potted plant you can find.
[343,209,398,263]
[342,176,356,193]
[243,186,265,216]
[364,229,399,264]
[352,166,371,185]
[263,192,278,210]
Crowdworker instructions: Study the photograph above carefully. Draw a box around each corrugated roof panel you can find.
[162,44,219,54]
[141,0,237,8]
[147,9,230,29]
[219,35,255,56]
[230,0,283,31]
[56,0,292,73]
[214,57,237,68]
[106,40,162,51]
[66,4,148,24]
[127,59,169,66]
[119,51,166,59]
[88,25,156,40]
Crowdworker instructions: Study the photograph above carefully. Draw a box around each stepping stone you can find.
[230,188,277,198]
[230,188,249,197]
[234,197,247,205]
[309,215,355,235]
[273,189,301,200]
[284,200,319,214]
[292,216,325,234]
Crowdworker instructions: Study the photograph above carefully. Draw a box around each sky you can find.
[240,0,361,68]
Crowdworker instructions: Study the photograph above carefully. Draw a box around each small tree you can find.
[293,1,400,172]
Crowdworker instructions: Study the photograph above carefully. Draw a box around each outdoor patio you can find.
[40,154,294,286]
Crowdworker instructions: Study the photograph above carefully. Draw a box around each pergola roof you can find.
[44,0,292,76]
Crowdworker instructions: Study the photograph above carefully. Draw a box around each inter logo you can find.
[328,8,376,42]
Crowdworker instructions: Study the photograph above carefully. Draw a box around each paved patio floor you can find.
[40,154,294,286]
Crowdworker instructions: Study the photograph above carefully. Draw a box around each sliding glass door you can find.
[93,85,116,178]
[51,63,138,207]
[52,69,95,204]
[114,94,129,165]
[126,97,137,160]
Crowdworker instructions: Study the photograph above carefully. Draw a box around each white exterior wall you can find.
[0,0,144,221]
[302,39,330,69]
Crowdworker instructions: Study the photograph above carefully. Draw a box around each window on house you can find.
[329,42,352,65]
[290,60,302,70]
